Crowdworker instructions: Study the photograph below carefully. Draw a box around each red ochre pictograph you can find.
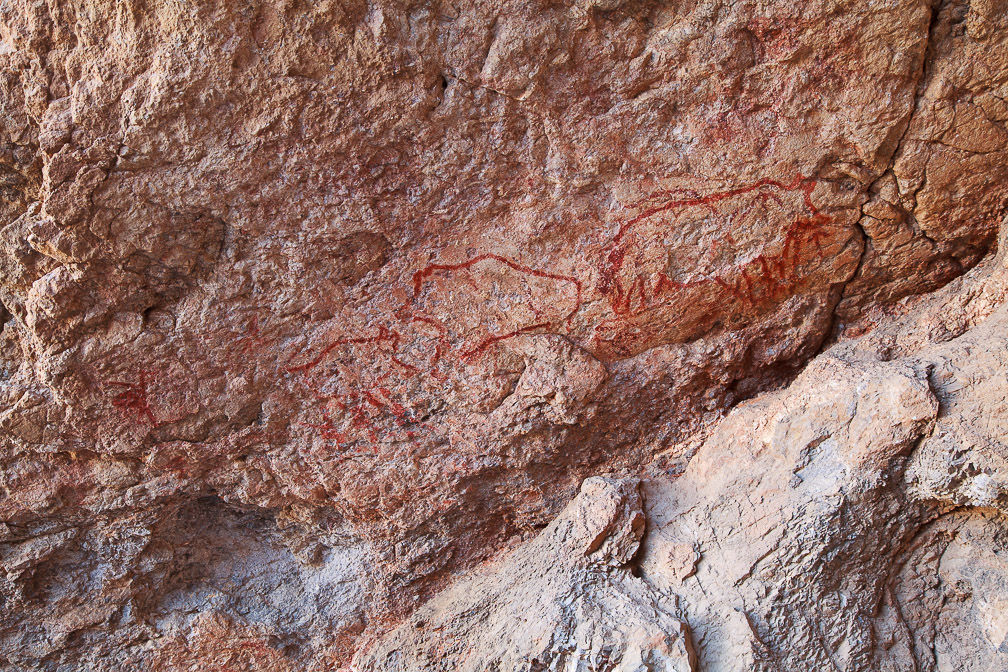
[109,174,832,452]
[285,254,583,453]
[594,175,831,356]
[284,175,830,451]
[103,370,186,428]
[234,314,269,354]
[410,253,583,360]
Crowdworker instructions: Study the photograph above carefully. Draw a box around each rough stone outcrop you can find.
[358,228,1008,671]
[357,477,696,671]
[0,0,1006,669]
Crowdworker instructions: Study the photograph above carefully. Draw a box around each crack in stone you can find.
[826,0,950,340]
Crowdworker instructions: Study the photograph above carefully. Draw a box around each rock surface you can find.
[356,233,1008,670]
[358,477,697,671]
[0,0,1006,670]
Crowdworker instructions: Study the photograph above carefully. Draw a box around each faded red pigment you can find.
[592,175,831,356]
[107,176,830,453]
[600,175,826,316]
[104,371,163,427]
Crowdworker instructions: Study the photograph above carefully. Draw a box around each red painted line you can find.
[460,321,551,361]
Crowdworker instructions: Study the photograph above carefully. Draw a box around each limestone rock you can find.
[363,232,1008,670]
[355,477,696,672]
[0,0,1006,668]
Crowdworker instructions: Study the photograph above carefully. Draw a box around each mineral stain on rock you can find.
[0,0,1006,670]
[330,231,392,285]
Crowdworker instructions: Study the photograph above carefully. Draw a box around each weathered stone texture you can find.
[0,0,1006,669]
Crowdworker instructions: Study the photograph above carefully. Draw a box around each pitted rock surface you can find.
[0,0,1006,669]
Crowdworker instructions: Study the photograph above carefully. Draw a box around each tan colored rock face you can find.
[356,233,1008,671]
[0,0,1006,669]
